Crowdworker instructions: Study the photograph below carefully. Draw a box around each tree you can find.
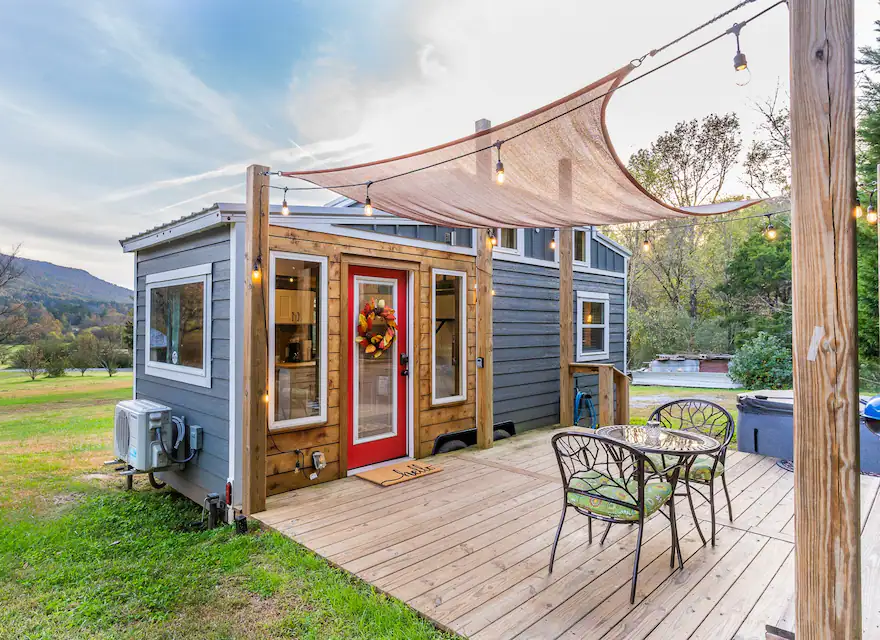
[69,332,99,376]
[40,338,69,377]
[96,325,125,377]
[627,113,742,207]
[743,88,792,198]
[13,343,44,381]
[0,246,26,343]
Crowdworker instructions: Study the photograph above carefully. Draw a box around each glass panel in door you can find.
[354,277,398,443]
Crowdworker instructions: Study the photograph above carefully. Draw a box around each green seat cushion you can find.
[646,453,684,474]
[687,455,724,482]
[567,478,673,521]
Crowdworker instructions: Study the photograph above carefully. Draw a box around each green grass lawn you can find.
[0,371,453,640]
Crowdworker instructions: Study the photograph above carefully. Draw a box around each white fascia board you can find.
[121,210,224,253]
[492,250,559,269]
[293,222,477,256]
[572,264,627,280]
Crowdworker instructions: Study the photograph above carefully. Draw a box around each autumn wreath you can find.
[355,298,398,358]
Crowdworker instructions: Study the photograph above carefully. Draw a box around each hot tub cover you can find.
[281,65,759,228]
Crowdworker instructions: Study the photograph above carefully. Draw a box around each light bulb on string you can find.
[730,23,751,86]
[641,231,651,252]
[866,191,877,224]
[262,390,269,404]
[854,202,864,219]
[488,230,497,247]
[364,181,373,216]
[494,141,505,185]
[281,187,290,216]
[763,215,778,241]
[550,237,557,250]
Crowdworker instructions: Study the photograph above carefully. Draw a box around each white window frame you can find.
[144,263,213,388]
[576,290,610,362]
[573,228,591,266]
[268,251,329,431]
[495,228,522,255]
[431,268,467,406]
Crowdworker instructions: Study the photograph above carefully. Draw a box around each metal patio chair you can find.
[647,399,735,546]
[549,431,683,604]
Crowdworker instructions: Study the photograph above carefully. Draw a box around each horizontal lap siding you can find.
[572,272,626,403]
[135,226,231,504]
[492,261,560,433]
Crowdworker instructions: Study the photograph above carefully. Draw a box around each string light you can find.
[642,231,652,252]
[251,255,262,283]
[494,141,505,185]
[763,215,778,240]
[491,289,496,296]
[281,187,290,216]
[550,237,557,250]
[868,198,878,225]
[488,229,498,247]
[729,23,750,86]
[364,181,373,216]
[262,390,269,404]
[854,202,864,219]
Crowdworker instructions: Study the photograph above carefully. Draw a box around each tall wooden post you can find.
[475,118,494,449]
[558,159,574,427]
[789,0,861,637]
[242,164,269,514]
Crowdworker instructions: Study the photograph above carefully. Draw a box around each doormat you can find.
[356,461,443,487]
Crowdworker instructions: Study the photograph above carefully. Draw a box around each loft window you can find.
[269,251,328,430]
[432,269,467,405]
[145,264,212,388]
[574,229,589,264]
[576,291,610,361]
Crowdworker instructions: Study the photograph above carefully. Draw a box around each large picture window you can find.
[269,252,328,430]
[145,264,212,387]
[432,269,467,405]
[577,291,610,361]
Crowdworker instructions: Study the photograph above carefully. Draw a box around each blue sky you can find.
[2,0,879,287]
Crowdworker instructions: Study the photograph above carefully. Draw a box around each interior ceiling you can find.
[281,65,758,229]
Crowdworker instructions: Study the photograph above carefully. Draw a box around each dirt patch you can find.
[51,491,86,506]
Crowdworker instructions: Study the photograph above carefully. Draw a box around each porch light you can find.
[281,187,290,216]
[495,141,505,185]
[364,181,373,216]
[730,23,750,86]
[251,256,262,283]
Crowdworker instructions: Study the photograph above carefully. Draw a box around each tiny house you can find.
[120,200,630,515]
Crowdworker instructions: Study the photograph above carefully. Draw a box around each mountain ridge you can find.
[2,255,133,304]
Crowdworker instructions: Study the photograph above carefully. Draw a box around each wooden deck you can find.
[253,427,880,639]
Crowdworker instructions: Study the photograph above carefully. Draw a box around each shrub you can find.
[728,331,792,390]
[40,338,70,377]
[69,332,99,375]
[13,343,44,380]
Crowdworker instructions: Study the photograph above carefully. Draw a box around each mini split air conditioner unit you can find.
[113,399,179,472]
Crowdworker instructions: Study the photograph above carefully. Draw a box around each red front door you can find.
[347,266,409,469]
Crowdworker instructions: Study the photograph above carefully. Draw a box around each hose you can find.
[154,416,197,464]
[148,473,166,489]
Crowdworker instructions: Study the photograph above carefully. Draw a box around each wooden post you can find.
[614,370,630,425]
[475,119,493,449]
[597,365,613,427]
[242,164,269,515]
[790,0,861,636]
[559,160,574,427]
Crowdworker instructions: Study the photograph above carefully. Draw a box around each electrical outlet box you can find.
[189,425,203,451]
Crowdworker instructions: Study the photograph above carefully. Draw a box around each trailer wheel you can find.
[436,439,468,454]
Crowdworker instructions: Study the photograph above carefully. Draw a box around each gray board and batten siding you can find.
[134,225,234,506]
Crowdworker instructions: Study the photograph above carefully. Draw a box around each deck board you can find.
[253,426,880,639]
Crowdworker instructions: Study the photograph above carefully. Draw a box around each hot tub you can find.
[736,390,880,474]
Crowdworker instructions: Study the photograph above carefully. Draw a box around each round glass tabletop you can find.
[596,425,721,455]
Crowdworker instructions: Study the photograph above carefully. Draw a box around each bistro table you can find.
[596,424,722,546]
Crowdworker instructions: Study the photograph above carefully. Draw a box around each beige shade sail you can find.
[281,65,758,228]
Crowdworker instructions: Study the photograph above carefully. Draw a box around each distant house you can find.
[119,200,630,512]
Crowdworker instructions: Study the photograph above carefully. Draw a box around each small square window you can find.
[574,229,588,264]
[498,228,518,250]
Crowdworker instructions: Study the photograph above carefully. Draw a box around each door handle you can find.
[401,369,409,377]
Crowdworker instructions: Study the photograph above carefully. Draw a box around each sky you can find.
[1,0,879,288]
